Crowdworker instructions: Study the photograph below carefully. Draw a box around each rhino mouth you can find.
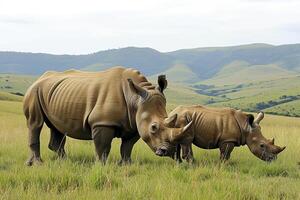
[155,147,168,156]
[155,143,176,157]
[261,150,277,162]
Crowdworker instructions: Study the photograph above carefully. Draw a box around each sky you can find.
[0,0,300,54]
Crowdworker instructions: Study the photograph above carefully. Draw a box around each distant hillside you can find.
[167,43,300,80]
[0,91,23,102]
[0,47,173,76]
[2,72,300,117]
[0,74,36,94]
[1,43,300,117]
[1,43,300,81]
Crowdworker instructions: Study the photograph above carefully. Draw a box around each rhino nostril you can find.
[155,147,168,156]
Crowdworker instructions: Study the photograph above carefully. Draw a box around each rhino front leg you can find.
[175,144,182,163]
[92,126,115,164]
[119,134,140,165]
[48,128,66,159]
[181,143,194,164]
[219,142,235,161]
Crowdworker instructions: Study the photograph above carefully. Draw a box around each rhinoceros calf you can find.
[166,105,285,163]
[23,67,192,166]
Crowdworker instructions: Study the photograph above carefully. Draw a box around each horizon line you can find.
[0,42,300,56]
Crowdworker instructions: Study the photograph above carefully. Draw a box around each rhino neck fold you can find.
[233,114,247,146]
[125,94,139,132]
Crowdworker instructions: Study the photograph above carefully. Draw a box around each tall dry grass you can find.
[0,101,299,199]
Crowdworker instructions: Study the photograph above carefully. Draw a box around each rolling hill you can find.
[1,43,300,79]
[0,48,173,75]
[0,43,300,117]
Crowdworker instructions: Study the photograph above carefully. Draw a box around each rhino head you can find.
[127,75,193,157]
[245,112,286,162]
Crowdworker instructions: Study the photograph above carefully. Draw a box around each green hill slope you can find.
[0,91,23,102]
[0,47,173,75]
[200,62,294,86]
[0,74,36,94]
[150,64,199,83]
[1,43,300,81]
[165,83,223,111]
[263,100,300,117]
[197,76,300,116]
[1,41,300,118]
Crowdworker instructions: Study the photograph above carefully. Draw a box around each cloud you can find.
[0,0,299,54]
[0,15,35,24]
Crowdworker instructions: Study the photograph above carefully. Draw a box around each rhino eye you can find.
[260,143,265,148]
[150,123,159,134]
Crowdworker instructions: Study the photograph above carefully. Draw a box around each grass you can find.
[0,71,299,198]
[264,99,300,117]
[0,100,299,199]
[150,63,199,83]
[165,83,223,112]
[0,91,23,102]
[1,72,300,117]
[195,76,300,116]
[0,73,36,94]
[199,62,294,86]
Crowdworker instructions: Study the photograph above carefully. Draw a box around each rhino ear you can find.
[164,114,177,127]
[157,75,168,93]
[247,114,254,127]
[127,79,148,98]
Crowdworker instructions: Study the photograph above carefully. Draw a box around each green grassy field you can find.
[1,72,300,117]
[0,91,23,102]
[199,62,295,86]
[195,75,300,116]
[0,74,36,94]
[0,100,299,200]
[164,83,223,112]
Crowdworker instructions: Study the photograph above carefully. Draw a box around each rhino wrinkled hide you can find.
[166,105,285,163]
[23,67,190,166]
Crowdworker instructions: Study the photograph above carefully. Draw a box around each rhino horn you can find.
[164,114,177,127]
[170,121,193,142]
[273,145,286,154]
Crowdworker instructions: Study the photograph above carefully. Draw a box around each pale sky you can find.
[0,0,300,54]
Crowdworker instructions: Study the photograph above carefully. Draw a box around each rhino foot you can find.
[57,150,67,159]
[175,157,183,164]
[118,159,132,166]
[186,158,195,165]
[25,157,43,166]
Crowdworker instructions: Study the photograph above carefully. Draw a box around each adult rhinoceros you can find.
[23,67,192,166]
[166,105,285,163]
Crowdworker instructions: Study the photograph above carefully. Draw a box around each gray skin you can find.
[167,107,286,163]
[23,67,192,166]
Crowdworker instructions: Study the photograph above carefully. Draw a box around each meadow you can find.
[0,100,299,200]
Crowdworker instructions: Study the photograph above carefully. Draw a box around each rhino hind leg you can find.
[119,134,140,165]
[24,96,45,166]
[48,128,66,159]
[25,127,44,166]
[219,142,235,161]
[92,126,115,164]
